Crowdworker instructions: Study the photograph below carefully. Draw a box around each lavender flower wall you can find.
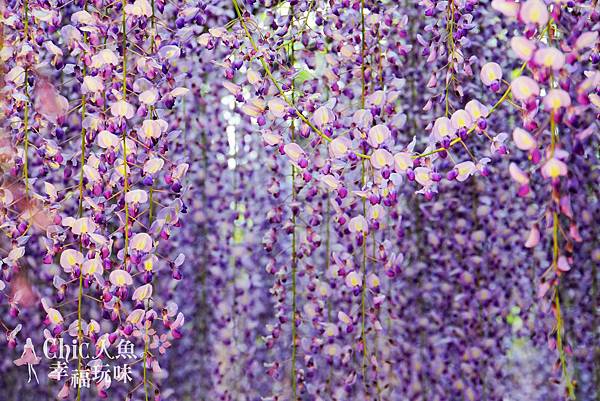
[0,0,598,400]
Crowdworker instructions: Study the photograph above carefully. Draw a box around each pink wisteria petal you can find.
[329,137,351,159]
[370,149,394,169]
[534,47,565,70]
[541,158,568,179]
[509,162,529,185]
[348,215,368,234]
[465,99,489,120]
[520,0,549,26]
[450,109,473,130]
[432,116,452,140]
[524,225,540,248]
[480,62,502,86]
[510,36,536,60]
[367,124,391,148]
[491,0,519,17]
[109,270,133,287]
[393,152,413,172]
[543,89,571,110]
[283,143,305,163]
[33,79,69,124]
[557,256,571,272]
[511,76,540,101]
[512,127,537,151]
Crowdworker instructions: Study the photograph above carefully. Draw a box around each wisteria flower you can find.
[511,36,536,60]
[480,62,503,88]
[109,270,133,287]
[533,47,565,70]
[312,106,335,128]
[519,0,549,26]
[432,116,452,140]
[394,152,412,172]
[348,216,368,234]
[370,149,394,170]
[329,137,351,159]
[543,89,571,111]
[454,161,477,182]
[491,0,519,17]
[59,250,83,273]
[511,76,540,101]
[132,284,153,302]
[91,49,119,68]
[450,110,473,131]
[345,271,362,289]
[82,75,104,94]
[509,163,530,185]
[512,127,537,151]
[367,124,391,148]
[111,100,136,119]
[465,100,489,120]
[541,158,568,179]
[131,233,154,253]
[283,143,307,168]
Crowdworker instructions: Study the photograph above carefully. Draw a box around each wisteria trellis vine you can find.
[0,0,598,400]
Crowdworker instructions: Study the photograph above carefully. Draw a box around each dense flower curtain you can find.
[0,0,598,400]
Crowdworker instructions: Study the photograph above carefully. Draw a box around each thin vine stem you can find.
[121,0,130,256]
[444,0,455,117]
[359,0,370,393]
[289,5,298,399]
[547,17,575,398]
[142,2,157,399]
[22,0,30,193]
[75,5,89,400]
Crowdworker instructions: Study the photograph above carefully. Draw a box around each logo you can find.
[13,337,41,384]
[14,337,138,391]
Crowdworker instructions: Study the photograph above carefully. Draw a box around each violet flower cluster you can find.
[0,0,598,401]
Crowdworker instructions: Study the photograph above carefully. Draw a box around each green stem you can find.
[142,0,157,395]
[142,298,150,401]
[592,253,600,400]
[23,70,29,194]
[121,0,130,255]
[360,160,368,389]
[546,20,574,398]
[552,212,575,399]
[75,13,89,400]
[445,0,455,117]
[359,0,369,393]
[21,0,30,192]
[360,0,366,108]
[23,0,29,40]
[289,7,298,400]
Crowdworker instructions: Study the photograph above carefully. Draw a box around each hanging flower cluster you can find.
[0,0,598,400]
[1,0,192,398]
